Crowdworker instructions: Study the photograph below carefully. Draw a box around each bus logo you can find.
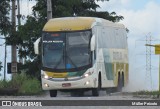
[2,101,11,106]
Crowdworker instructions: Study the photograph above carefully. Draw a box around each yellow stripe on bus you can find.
[45,71,68,78]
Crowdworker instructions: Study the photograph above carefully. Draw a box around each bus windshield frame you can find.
[42,30,92,72]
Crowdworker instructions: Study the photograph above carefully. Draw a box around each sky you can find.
[0,0,160,91]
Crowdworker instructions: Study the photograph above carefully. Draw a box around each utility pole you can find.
[11,0,17,73]
[47,0,52,21]
[145,35,152,90]
[145,44,160,97]
[4,41,7,81]
[17,0,23,64]
[17,0,21,25]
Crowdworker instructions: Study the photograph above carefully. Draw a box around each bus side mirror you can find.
[90,35,95,51]
[34,37,41,55]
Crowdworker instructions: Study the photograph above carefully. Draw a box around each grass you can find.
[0,72,43,95]
[0,80,13,89]
[19,78,42,95]
[133,90,160,95]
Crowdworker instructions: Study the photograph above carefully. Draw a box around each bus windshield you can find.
[42,30,92,72]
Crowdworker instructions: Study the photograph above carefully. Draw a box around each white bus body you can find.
[34,17,128,97]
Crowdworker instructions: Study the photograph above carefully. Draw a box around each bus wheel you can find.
[92,78,100,96]
[116,75,123,92]
[50,90,57,97]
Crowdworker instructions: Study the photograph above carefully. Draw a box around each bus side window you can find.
[94,50,96,60]
[92,50,96,65]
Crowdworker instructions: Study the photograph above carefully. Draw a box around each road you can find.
[0,90,159,109]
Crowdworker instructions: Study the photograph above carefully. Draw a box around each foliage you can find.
[133,90,160,95]
[6,0,124,78]
[0,80,13,89]
[0,0,11,35]
[11,72,29,89]
[19,78,42,95]
[17,16,45,59]
[18,58,41,80]
[0,72,42,95]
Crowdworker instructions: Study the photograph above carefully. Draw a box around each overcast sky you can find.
[1,0,160,91]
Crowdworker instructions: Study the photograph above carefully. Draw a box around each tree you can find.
[7,0,124,77]
[0,0,11,36]
[0,0,11,79]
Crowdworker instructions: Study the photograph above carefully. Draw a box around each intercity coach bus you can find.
[34,17,129,97]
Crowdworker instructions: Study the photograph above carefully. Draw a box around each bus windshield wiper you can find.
[54,47,65,69]
[66,54,78,70]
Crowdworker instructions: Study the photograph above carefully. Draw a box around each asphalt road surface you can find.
[0,90,160,109]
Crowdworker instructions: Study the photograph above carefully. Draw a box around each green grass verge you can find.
[19,78,43,95]
[133,90,160,95]
[0,73,43,95]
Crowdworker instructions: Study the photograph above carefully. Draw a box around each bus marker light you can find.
[51,34,59,37]
[44,83,49,87]
[85,81,90,85]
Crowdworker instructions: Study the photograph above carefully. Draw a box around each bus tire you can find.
[50,90,57,97]
[116,75,123,92]
[92,77,101,96]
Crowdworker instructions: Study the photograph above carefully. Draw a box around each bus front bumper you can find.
[41,75,98,90]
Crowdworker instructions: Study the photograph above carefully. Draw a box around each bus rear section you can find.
[94,20,128,93]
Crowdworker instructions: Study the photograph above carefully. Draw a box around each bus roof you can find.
[43,17,125,32]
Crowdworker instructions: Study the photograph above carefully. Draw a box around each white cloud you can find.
[97,0,131,12]
[121,0,131,6]
[119,1,160,38]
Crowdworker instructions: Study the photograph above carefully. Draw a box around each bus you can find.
[34,17,129,97]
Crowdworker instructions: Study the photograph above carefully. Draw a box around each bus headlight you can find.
[84,73,89,77]
[44,75,49,79]
[41,73,49,79]
[83,71,93,78]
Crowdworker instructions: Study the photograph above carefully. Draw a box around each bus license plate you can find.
[62,83,71,87]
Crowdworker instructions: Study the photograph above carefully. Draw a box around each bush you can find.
[0,72,43,95]
[10,72,29,89]
[19,78,42,95]
[0,80,12,89]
